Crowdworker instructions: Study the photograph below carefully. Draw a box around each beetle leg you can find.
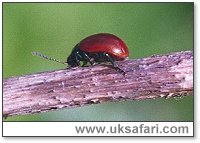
[72,52,81,67]
[80,51,95,66]
[104,53,126,76]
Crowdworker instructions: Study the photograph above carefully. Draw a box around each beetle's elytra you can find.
[32,33,129,75]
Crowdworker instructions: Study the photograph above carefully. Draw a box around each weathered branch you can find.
[3,51,193,117]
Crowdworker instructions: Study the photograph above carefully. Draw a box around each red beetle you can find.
[32,33,129,74]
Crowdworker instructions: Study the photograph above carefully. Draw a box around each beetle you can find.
[32,33,129,75]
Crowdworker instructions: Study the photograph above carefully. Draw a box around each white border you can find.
[1,0,198,142]
[3,122,193,136]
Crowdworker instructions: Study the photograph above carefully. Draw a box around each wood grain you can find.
[3,51,193,117]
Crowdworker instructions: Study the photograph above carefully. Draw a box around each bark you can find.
[3,51,193,117]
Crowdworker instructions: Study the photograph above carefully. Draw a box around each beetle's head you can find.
[67,53,80,67]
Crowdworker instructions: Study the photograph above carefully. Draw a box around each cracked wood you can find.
[3,51,193,117]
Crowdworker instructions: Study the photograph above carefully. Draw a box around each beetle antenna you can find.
[32,51,67,65]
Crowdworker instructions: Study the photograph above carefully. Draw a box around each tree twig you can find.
[3,51,193,117]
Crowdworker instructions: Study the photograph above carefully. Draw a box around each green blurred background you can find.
[3,3,193,121]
